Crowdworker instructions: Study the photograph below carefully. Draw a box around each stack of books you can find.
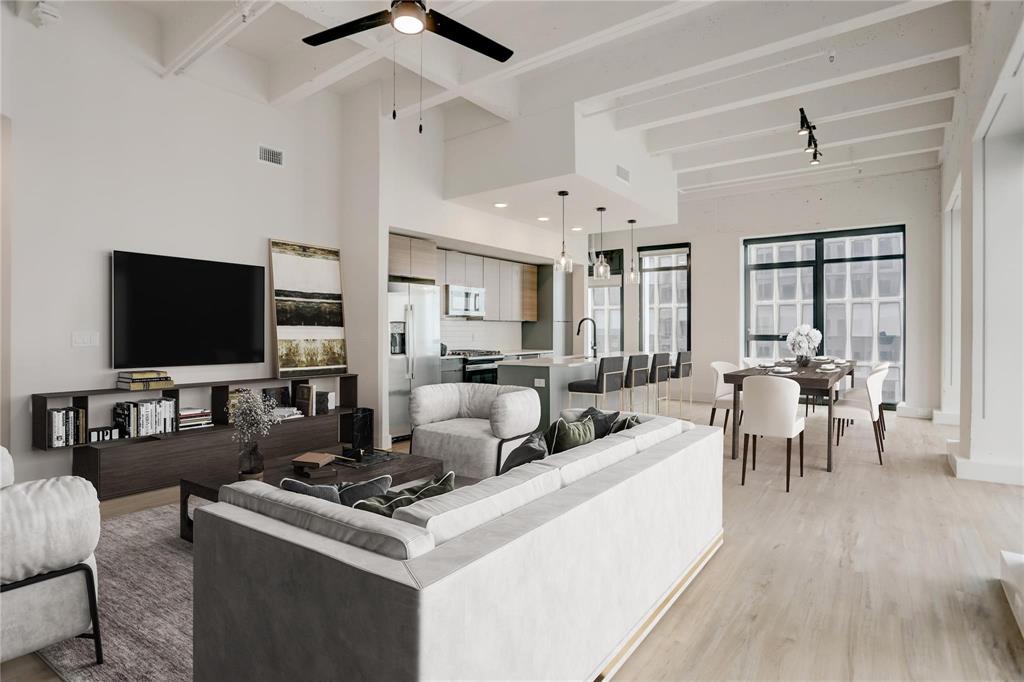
[46,407,87,447]
[113,397,176,438]
[291,451,337,480]
[116,370,174,391]
[294,385,336,417]
[273,406,303,421]
[179,407,213,431]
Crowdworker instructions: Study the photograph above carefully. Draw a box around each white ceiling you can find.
[141,0,970,225]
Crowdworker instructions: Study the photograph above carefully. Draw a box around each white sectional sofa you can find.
[193,412,723,681]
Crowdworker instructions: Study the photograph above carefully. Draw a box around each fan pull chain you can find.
[418,32,424,134]
[392,40,397,120]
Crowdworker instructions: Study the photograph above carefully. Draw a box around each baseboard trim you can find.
[594,528,724,682]
[896,403,933,419]
[949,454,1024,486]
[932,410,960,426]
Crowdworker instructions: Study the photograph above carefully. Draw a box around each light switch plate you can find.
[72,331,100,347]
[533,378,545,388]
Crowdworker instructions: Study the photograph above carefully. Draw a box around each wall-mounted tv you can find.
[112,251,265,369]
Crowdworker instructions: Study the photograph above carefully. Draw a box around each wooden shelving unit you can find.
[31,374,359,500]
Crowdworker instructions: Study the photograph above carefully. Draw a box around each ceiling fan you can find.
[302,0,514,63]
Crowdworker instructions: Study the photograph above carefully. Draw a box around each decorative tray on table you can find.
[333,447,399,469]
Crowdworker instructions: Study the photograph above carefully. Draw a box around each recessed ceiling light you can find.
[537,216,550,222]
[493,202,508,208]
[571,226,583,231]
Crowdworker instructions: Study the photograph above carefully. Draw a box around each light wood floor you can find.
[4,403,1022,681]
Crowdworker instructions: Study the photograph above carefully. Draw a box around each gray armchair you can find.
[0,447,103,664]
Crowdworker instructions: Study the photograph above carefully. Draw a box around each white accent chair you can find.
[832,367,887,464]
[739,376,805,492]
[410,384,541,480]
[0,447,103,664]
[709,361,742,431]
[842,362,890,440]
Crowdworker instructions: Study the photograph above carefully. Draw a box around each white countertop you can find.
[501,349,554,356]
[497,353,626,368]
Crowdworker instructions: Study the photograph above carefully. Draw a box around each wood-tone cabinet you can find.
[445,250,466,286]
[389,234,437,281]
[483,257,501,321]
[465,254,484,288]
[520,264,538,322]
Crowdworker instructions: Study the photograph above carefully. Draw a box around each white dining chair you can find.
[841,363,889,440]
[832,367,887,464]
[742,357,759,369]
[740,375,805,492]
[709,361,742,432]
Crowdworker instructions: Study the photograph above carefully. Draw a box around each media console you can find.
[31,374,358,500]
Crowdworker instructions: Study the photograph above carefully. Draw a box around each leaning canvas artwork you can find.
[269,240,347,378]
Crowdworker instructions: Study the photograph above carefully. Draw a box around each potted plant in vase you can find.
[229,388,280,481]
[786,324,822,367]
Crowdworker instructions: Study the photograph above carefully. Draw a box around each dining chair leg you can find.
[840,419,845,439]
[835,419,841,446]
[872,420,884,465]
[752,434,757,471]
[709,407,717,426]
[799,430,804,477]
[741,434,750,486]
[739,410,744,426]
[723,409,730,435]
[785,438,792,493]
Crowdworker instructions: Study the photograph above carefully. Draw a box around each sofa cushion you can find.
[545,417,595,454]
[609,414,641,434]
[578,407,620,438]
[353,472,455,518]
[280,478,342,504]
[498,432,548,475]
[536,434,638,486]
[393,463,560,544]
[413,418,503,480]
[1,476,100,583]
[219,480,434,560]
[489,387,541,439]
[338,475,393,507]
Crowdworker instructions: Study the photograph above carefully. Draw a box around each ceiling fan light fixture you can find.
[391,1,426,34]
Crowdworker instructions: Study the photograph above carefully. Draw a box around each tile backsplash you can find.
[441,320,523,351]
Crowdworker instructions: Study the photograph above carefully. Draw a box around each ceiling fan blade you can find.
[424,9,513,63]
[302,9,392,46]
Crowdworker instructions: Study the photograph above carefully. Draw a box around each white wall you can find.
[596,169,942,411]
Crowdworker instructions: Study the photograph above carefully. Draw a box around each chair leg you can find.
[739,410,744,426]
[785,438,792,493]
[805,397,809,417]
[752,434,757,471]
[742,434,749,486]
[840,419,845,439]
[835,419,841,446]
[709,407,717,426]
[799,430,804,477]
[723,409,730,435]
[878,419,885,453]
[873,420,884,465]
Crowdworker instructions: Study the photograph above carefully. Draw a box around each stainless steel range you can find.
[447,349,504,384]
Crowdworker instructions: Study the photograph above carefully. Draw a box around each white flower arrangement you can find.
[786,324,822,357]
[228,388,280,444]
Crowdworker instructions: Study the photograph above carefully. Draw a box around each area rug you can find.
[38,503,195,682]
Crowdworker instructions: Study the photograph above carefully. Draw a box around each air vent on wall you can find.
[258,146,283,166]
[615,164,631,184]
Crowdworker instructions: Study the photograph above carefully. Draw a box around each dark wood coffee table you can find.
[179,447,443,542]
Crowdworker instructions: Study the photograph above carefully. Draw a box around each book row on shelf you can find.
[116,369,174,391]
[113,397,177,439]
[46,407,87,448]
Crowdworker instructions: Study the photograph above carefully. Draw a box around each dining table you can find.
[723,359,855,472]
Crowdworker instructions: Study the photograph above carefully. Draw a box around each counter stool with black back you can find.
[623,354,649,411]
[646,352,672,415]
[567,356,625,410]
[670,351,694,418]
[740,375,806,493]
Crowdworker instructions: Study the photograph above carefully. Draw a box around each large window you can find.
[587,282,622,354]
[639,244,691,354]
[744,227,906,406]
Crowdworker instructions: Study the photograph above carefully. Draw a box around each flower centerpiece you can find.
[786,324,822,367]
[228,388,280,481]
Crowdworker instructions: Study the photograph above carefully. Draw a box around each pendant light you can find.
[554,190,573,273]
[593,207,611,280]
[627,219,639,284]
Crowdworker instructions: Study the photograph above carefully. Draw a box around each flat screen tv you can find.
[112,251,265,369]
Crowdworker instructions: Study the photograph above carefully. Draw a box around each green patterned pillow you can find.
[545,416,596,454]
[609,414,641,434]
[353,471,455,517]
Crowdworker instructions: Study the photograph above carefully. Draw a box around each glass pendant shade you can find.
[555,251,573,272]
[628,263,639,284]
[594,254,611,280]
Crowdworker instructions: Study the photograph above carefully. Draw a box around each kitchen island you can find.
[497,354,627,428]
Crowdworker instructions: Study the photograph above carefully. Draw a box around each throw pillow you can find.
[280,478,342,505]
[578,407,620,439]
[545,416,595,454]
[337,474,393,507]
[353,471,456,517]
[499,431,548,475]
[609,414,641,434]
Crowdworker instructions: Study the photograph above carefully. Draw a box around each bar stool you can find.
[646,352,672,414]
[623,354,649,412]
[670,351,693,418]
[567,356,625,410]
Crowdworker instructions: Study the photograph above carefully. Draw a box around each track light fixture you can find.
[799,107,822,165]
[810,149,823,166]
[798,107,815,136]
[593,207,611,280]
[554,190,573,273]
[804,130,818,153]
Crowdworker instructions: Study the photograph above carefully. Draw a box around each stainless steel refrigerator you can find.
[388,282,441,439]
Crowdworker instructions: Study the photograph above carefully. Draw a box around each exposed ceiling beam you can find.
[646,58,960,155]
[677,128,944,190]
[396,1,712,119]
[673,99,953,172]
[162,1,275,77]
[520,1,945,116]
[614,1,968,131]
[678,152,940,200]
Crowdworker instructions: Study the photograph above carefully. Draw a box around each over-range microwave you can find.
[446,285,485,318]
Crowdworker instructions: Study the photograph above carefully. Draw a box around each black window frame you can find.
[743,225,907,408]
[638,242,692,354]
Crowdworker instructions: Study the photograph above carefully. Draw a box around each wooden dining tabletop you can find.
[723,360,855,473]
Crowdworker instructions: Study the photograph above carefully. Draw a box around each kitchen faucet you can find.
[576,317,598,359]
